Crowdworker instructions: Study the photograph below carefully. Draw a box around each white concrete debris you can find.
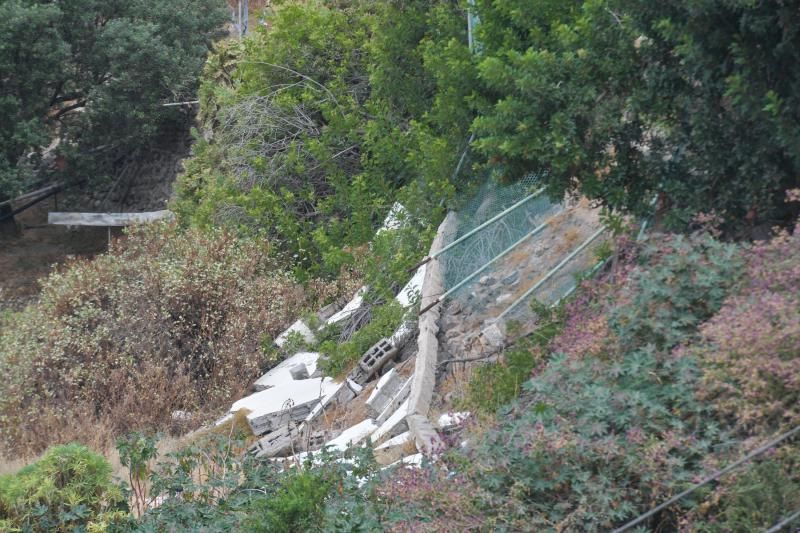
[437,411,471,430]
[375,431,411,451]
[395,264,426,307]
[376,376,412,425]
[254,352,321,391]
[365,369,403,418]
[372,398,409,442]
[376,202,409,234]
[274,319,316,348]
[326,285,367,325]
[231,377,341,435]
[324,419,378,452]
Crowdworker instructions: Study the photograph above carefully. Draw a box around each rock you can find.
[495,293,513,306]
[502,271,520,286]
[479,275,496,286]
[480,323,505,348]
[448,299,464,315]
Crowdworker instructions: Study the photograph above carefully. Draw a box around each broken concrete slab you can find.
[374,431,412,465]
[324,419,378,452]
[274,320,316,348]
[231,377,341,435]
[372,398,409,443]
[254,352,321,391]
[326,286,367,325]
[376,376,412,425]
[365,369,403,418]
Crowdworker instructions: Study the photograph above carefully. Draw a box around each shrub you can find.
[0,443,129,532]
[609,232,743,352]
[685,448,800,532]
[693,222,800,437]
[0,223,332,456]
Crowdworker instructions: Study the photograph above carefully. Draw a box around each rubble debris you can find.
[365,368,403,418]
[348,337,398,385]
[372,398,409,442]
[254,352,321,391]
[289,364,309,380]
[275,320,316,348]
[326,286,367,325]
[376,377,412,425]
[231,378,341,435]
[324,419,378,452]
[249,425,300,458]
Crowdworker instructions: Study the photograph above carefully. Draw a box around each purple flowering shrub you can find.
[693,222,800,438]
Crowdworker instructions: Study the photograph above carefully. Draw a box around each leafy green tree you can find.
[0,0,227,201]
[470,0,800,232]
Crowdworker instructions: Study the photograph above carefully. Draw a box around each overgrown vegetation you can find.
[3,0,800,530]
[0,0,228,201]
[0,223,345,457]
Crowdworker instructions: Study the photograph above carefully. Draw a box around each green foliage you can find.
[319,300,407,378]
[463,303,565,413]
[0,0,228,197]
[609,232,743,352]
[174,0,471,278]
[689,451,800,532]
[0,444,129,532]
[137,432,380,532]
[116,433,159,517]
[469,0,800,231]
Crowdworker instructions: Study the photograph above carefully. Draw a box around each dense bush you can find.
[0,444,129,532]
[692,219,800,438]
[174,0,471,278]
[0,223,337,457]
[468,0,800,232]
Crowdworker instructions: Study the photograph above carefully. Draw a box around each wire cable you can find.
[613,425,800,532]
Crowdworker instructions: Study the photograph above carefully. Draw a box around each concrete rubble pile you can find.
[221,199,597,469]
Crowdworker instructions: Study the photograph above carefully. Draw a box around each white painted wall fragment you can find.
[254,352,320,391]
[274,320,316,348]
[365,369,403,418]
[395,264,426,307]
[324,419,378,452]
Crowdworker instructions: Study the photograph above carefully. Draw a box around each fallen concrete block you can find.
[375,430,411,450]
[231,378,341,435]
[365,369,403,418]
[249,425,299,458]
[349,337,398,385]
[376,376,412,425]
[254,352,321,391]
[275,320,316,348]
[372,398,409,442]
[289,364,309,380]
[324,419,378,452]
